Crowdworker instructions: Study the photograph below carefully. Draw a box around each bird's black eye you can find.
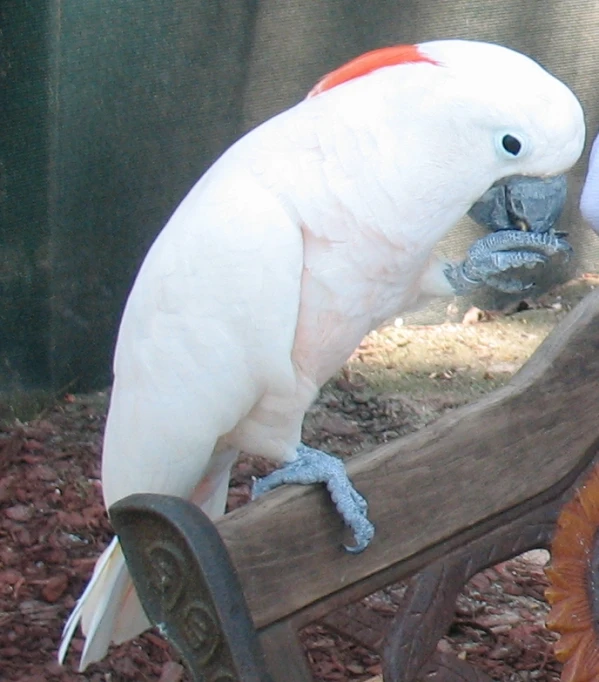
[502,134,522,156]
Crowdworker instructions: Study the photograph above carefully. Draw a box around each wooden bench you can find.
[111,287,599,682]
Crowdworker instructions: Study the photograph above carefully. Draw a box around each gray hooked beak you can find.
[468,174,568,234]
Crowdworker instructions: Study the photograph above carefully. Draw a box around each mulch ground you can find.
[0,387,564,682]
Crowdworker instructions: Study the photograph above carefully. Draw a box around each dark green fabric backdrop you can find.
[2,0,599,393]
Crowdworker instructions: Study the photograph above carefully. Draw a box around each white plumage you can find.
[60,39,585,670]
[581,132,599,231]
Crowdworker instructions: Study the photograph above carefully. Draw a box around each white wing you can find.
[102,159,304,507]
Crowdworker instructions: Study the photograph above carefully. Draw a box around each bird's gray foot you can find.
[252,443,374,553]
[444,230,572,295]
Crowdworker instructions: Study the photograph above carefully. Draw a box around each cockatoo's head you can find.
[417,40,585,234]
[309,40,586,235]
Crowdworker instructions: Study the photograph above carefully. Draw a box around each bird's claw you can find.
[252,443,374,553]
[445,230,572,295]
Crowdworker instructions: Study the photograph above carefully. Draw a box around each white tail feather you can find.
[59,454,235,670]
[58,536,150,671]
[58,536,118,663]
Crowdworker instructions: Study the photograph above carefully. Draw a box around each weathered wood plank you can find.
[217,288,599,629]
[259,620,313,682]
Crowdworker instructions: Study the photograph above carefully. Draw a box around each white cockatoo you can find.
[60,39,585,670]
[581,131,599,230]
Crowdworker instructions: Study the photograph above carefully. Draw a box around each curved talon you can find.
[343,513,375,554]
[485,275,534,294]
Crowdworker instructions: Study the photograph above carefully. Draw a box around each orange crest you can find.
[307,45,439,98]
